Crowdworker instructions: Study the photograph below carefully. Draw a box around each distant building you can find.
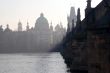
[0,13,66,52]
[0,25,3,32]
[67,7,77,32]
[35,13,50,32]
[4,24,11,32]
[26,21,29,31]
[34,13,51,51]
[18,21,22,31]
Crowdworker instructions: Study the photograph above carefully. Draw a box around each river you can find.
[0,52,69,73]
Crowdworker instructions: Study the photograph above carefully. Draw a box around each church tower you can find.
[18,20,22,31]
[67,7,77,32]
[26,21,29,31]
[50,22,53,32]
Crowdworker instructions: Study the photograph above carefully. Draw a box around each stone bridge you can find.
[60,0,110,73]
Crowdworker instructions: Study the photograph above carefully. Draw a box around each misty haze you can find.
[0,0,110,73]
[0,13,66,53]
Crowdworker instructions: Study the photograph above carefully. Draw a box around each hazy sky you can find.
[0,0,102,30]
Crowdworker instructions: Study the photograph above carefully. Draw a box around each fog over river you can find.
[0,53,69,73]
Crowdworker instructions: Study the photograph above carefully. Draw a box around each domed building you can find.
[35,13,49,32]
[34,13,51,52]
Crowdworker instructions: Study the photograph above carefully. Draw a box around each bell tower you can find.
[26,21,29,31]
[18,20,22,31]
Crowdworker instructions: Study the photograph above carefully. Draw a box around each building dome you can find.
[35,13,49,31]
[34,13,51,51]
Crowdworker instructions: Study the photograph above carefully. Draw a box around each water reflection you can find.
[0,53,69,73]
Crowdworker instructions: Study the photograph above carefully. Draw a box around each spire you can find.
[77,8,81,21]
[50,21,53,31]
[18,20,22,31]
[76,8,81,25]
[26,21,29,31]
[67,7,77,33]
[85,0,92,17]
[70,7,76,20]
[87,0,91,9]
[70,7,77,24]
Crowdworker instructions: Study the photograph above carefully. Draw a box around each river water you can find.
[0,52,69,73]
